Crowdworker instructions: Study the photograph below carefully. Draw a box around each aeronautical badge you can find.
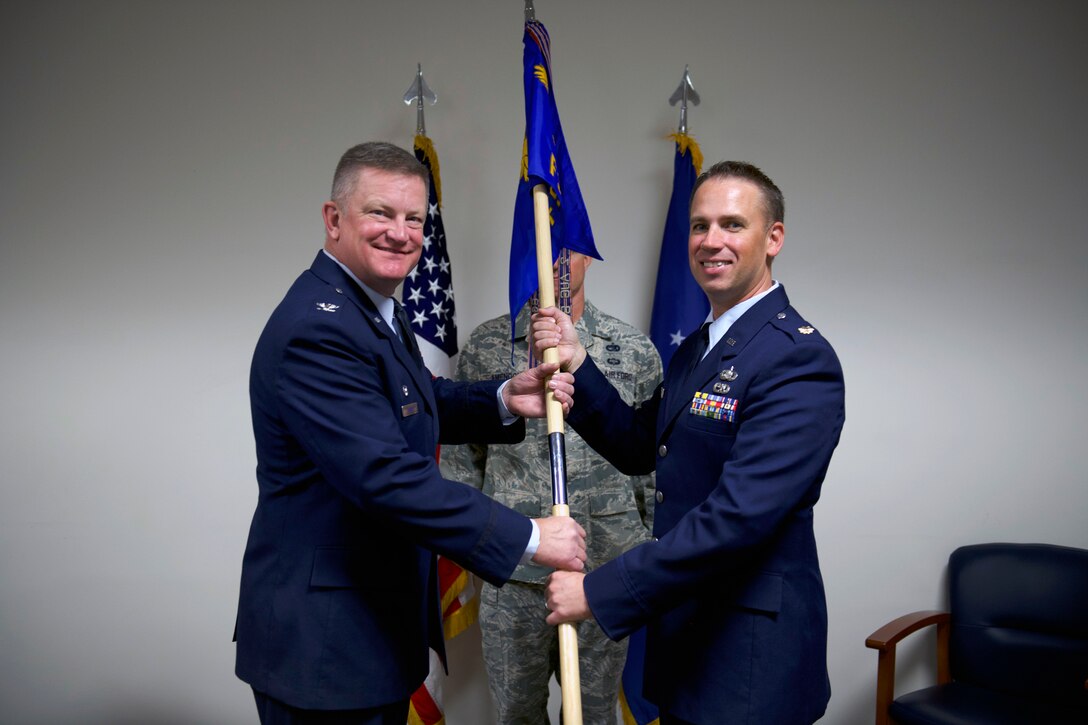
[316,302,340,313]
[798,325,815,335]
[719,366,738,382]
[689,391,738,423]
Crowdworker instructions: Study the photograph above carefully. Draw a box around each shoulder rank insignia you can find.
[798,325,815,335]
[316,302,340,313]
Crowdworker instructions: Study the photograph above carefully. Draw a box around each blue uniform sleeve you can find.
[566,355,661,476]
[274,316,531,585]
[583,340,845,639]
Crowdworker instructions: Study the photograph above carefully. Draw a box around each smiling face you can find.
[322,167,427,297]
[688,176,784,317]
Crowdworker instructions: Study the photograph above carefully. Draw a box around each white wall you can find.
[2,1,1086,723]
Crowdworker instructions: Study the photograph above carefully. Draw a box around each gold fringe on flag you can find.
[414,134,443,209]
[668,132,703,176]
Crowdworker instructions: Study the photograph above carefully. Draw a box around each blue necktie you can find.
[393,300,423,368]
[687,322,710,379]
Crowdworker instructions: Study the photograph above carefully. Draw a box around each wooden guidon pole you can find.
[532,183,583,725]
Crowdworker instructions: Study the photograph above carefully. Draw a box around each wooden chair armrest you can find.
[866,610,951,725]
[866,610,949,651]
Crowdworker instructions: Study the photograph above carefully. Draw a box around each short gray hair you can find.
[330,142,429,205]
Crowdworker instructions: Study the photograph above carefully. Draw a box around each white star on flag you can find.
[401,136,459,378]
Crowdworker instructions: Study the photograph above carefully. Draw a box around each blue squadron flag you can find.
[509,19,600,332]
[404,134,458,377]
[649,133,708,370]
[620,625,659,725]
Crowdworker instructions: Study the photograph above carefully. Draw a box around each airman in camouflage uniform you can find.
[442,253,662,725]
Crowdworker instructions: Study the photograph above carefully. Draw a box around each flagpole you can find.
[532,183,583,725]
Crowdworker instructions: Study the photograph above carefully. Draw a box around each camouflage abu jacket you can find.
[440,300,663,583]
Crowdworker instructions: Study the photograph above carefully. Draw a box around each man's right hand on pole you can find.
[531,307,587,373]
[531,516,587,571]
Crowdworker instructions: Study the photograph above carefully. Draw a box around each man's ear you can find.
[765,221,785,260]
[322,201,341,241]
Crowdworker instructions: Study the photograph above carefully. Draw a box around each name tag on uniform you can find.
[690,392,738,423]
[401,402,419,417]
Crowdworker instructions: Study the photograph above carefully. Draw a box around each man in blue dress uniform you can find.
[536,161,845,725]
[235,142,586,724]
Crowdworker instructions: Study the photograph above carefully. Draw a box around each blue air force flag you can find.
[509,19,601,331]
[649,133,708,370]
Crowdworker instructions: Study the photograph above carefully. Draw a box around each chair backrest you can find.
[949,542,1088,708]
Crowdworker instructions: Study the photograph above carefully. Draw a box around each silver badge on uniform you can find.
[798,325,815,335]
[719,366,738,382]
[316,302,340,312]
[713,382,731,394]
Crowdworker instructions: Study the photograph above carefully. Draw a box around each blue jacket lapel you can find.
[660,286,791,432]
[308,252,437,419]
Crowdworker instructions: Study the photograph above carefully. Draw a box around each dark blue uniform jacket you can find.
[235,251,529,710]
[568,285,845,724]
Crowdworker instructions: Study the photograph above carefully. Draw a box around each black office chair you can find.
[865,542,1088,724]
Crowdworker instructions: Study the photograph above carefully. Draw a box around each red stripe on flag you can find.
[408,684,444,725]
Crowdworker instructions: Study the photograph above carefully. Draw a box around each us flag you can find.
[405,132,478,725]
[403,133,458,377]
